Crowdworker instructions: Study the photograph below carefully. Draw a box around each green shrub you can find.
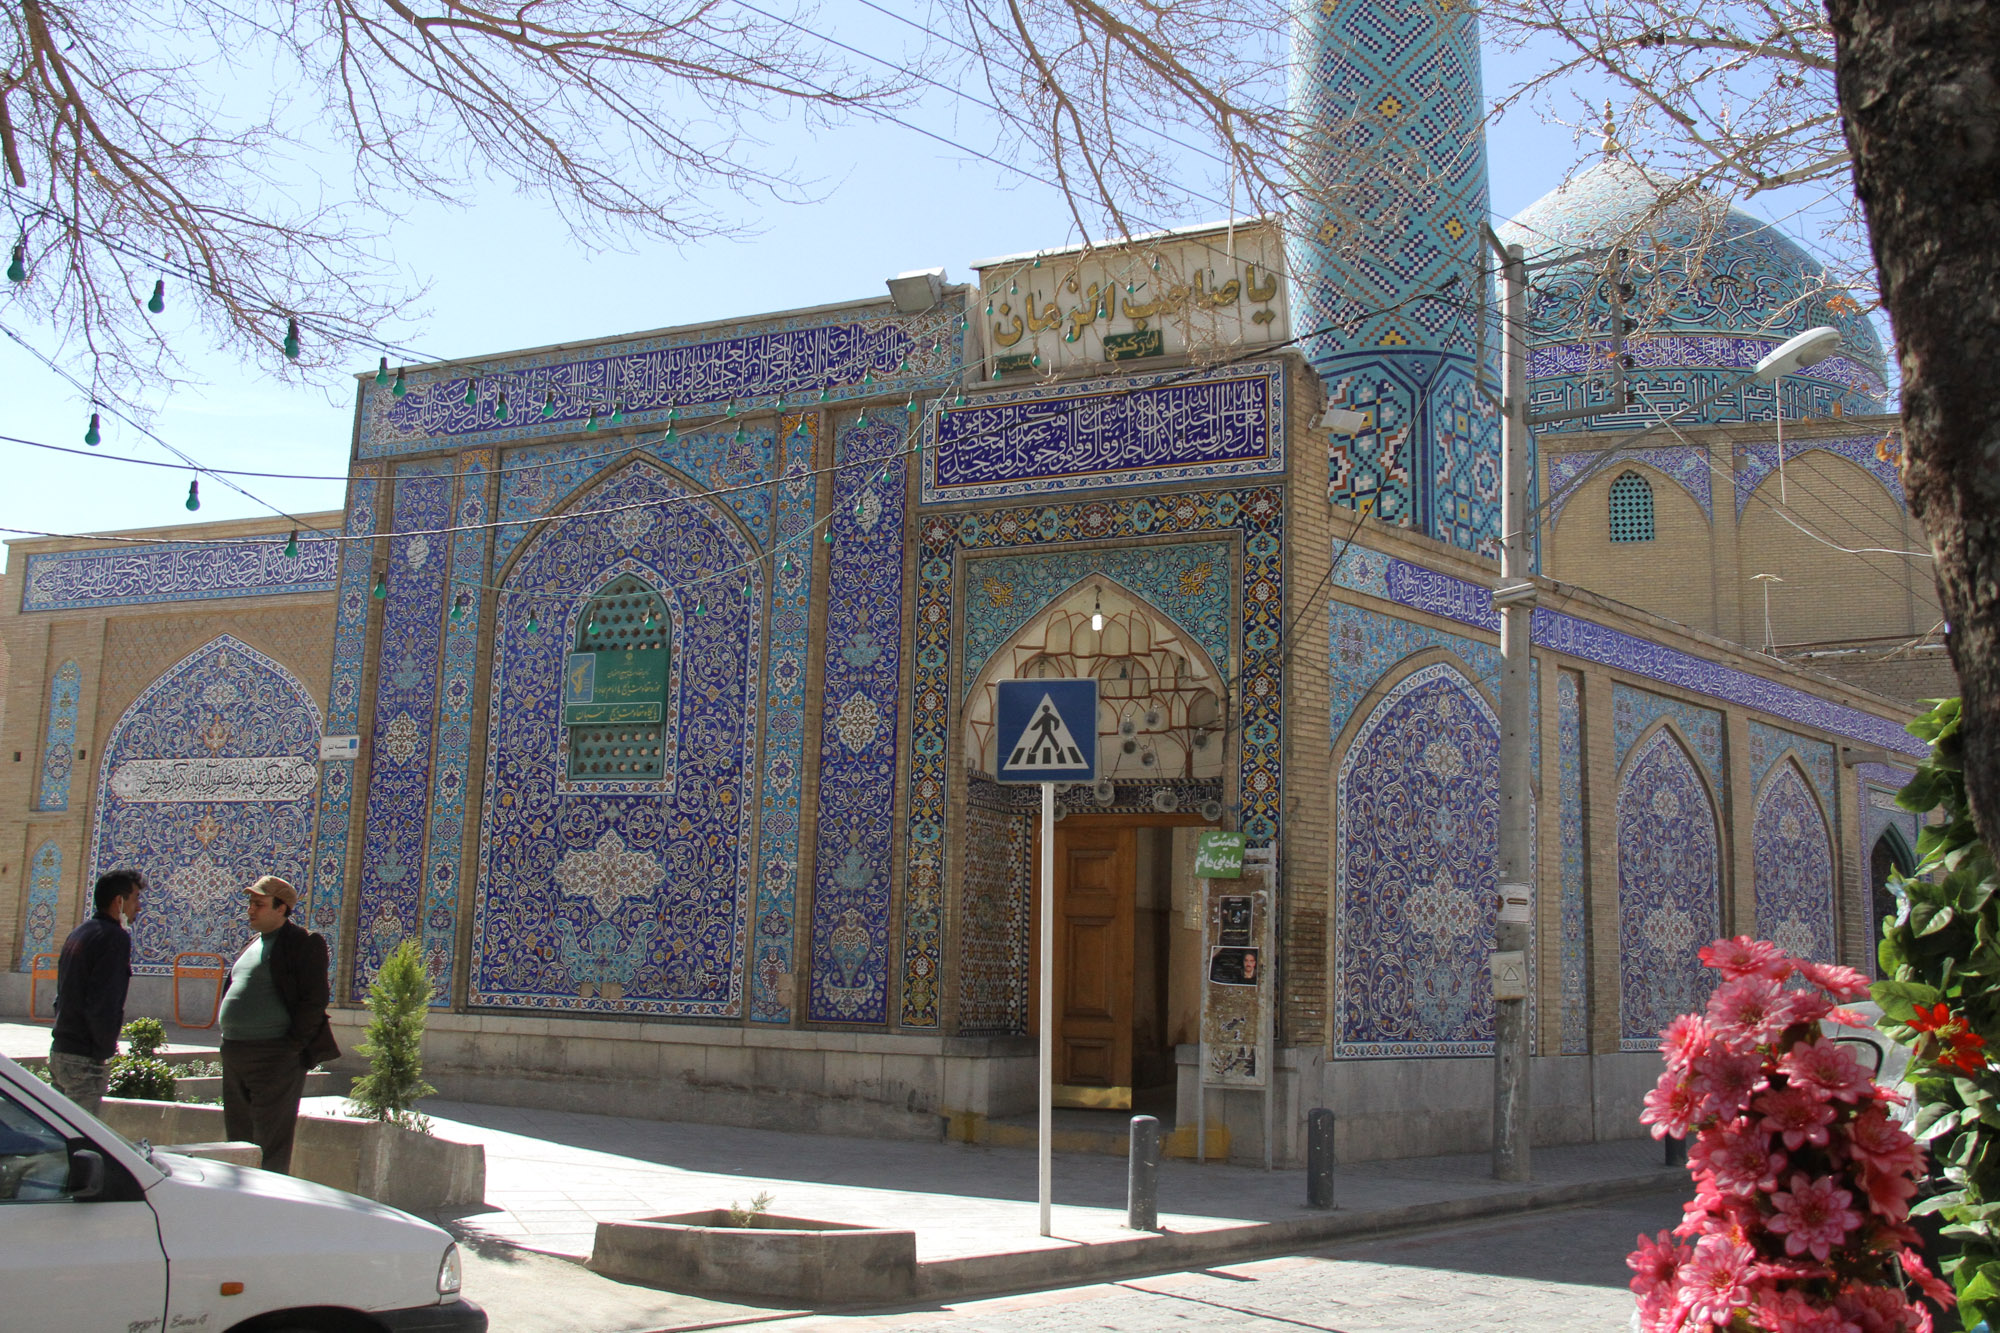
[1872,697,2000,1330]
[106,1057,177,1101]
[120,1017,166,1058]
[348,938,437,1131]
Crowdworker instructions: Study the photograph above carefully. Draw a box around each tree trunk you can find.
[1828,0,2000,842]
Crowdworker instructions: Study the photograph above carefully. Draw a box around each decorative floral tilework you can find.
[1557,670,1589,1055]
[1733,438,1906,516]
[1335,662,1504,1057]
[417,452,492,1000]
[1752,762,1837,963]
[90,636,323,975]
[1613,684,1725,794]
[36,661,81,812]
[957,776,1034,1036]
[1747,720,1835,813]
[303,470,380,957]
[353,461,454,991]
[902,486,1283,1028]
[1547,445,1713,523]
[807,416,907,1024]
[1617,726,1722,1049]
[470,462,760,1014]
[16,841,60,970]
[750,415,818,1024]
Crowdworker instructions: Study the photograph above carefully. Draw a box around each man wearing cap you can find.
[218,875,339,1174]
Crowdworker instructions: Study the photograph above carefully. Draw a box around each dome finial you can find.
[1601,100,1621,159]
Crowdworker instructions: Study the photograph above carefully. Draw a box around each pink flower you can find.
[1643,1073,1703,1139]
[1898,1248,1955,1309]
[1701,935,1794,981]
[1798,960,1871,1001]
[1710,975,1809,1044]
[1680,1234,1759,1325]
[1627,1228,1691,1298]
[1753,1288,1862,1333]
[1835,1283,1931,1333]
[1768,1172,1863,1262]
[1845,1106,1924,1180]
[1688,1119,1784,1194]
[1692,1046,1769,1119]
[1662,1013,1715,1072]
[1757,1086,1838,1150]
[1780,1040,1873,1104]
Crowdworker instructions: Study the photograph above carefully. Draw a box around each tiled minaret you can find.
[1289,0,1507,557]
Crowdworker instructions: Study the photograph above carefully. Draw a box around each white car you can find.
[0,1051,486,1332]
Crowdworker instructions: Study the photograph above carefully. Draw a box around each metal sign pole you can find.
[1038,779,1055,1237]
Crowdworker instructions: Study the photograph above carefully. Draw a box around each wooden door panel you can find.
[1054,825,1135,1104]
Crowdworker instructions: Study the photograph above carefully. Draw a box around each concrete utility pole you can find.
[1492,241,1535,1184]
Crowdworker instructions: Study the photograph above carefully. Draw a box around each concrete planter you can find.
[97,1099,484,1212]
[589,1210,917,1304]
[169,1069,343,1103]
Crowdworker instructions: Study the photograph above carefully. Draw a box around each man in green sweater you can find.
[218,876,338,1174]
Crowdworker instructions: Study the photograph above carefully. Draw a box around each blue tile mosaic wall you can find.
[1547,445,1713,524]
[921,362,1284,505]
[302,469,380,958]
[1752,761,1837,964]
[1612,684,1725,793]
[750,415,818,1024]
[1327,598,1537,773]
[1557,670,1588,1055]
[417,452,492,1000]
[470,462,760,1014]
[16,841,60,970]
[353,461,454,991]
[358,302,962,458]
[1330,546,1924,758]
[1334,662,1503,1057]
[1617,726,1722,1049]
[90,636,322,975]
[1858,763,1920,868]
[21,538,338,612]
[1733,437,1906,516]
[494,426,777,571]
[1288,1,1504,555]
[36,660,81,811]
[807,415,908,1024]
[960,543,1232,697]
[904,487,1284,1027]
[1748,721,1835,812]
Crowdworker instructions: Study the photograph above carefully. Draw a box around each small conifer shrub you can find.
[348,938,437,1131]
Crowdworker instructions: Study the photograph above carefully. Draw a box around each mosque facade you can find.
[0,6,1937,1164]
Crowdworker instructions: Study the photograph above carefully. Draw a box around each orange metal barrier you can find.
[172,952,230,1030]
[27,951,58,1023]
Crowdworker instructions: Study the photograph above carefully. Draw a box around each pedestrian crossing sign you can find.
[995,678,1098,784]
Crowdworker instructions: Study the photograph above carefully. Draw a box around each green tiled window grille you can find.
[1608,471,1655,543]
[568,574,669,778]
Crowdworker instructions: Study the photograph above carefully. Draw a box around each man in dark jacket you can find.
[50,869,145,1114]
[218,875,339,1174]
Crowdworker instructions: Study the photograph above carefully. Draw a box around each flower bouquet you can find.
[1629,936,1950,1332]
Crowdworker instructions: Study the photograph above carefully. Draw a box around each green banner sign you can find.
[1194,830,1245,879]
[564,648,668,725]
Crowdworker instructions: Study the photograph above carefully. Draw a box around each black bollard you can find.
[1664,1132,1688,1168]
[1128,1115,1161,1232]
[1307,1107,1336,1209]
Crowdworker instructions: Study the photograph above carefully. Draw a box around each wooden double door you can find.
[1050,822,1137,1108]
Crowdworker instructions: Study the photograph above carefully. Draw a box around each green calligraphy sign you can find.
[564,648,668,725]
[1194,830,1245,879]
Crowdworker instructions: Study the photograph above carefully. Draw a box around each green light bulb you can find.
[985,301,994,316]
[668,403,680,422]
[818,385,831,403]
[1065,329,1077,343]
[664,425,677,443]
[585,410,599,432]
[372,573,387,599]
[463,379,478,407]
[375,357,389,386]
[6,245,24,283]
[733,426,746,444]
[449,598,465,624]
[494,391,509,421]
[905,396,917,415]
[726,399,738,418]
[823,529,834,543]
[991,368,1003,380]
[84,412,101,446]
[862,369,875,385]
[954,392,967,407]
[392,366,406,398]
[857,408,868,425]
[695,597,706,617]
[147,279,165,315]
[740,581,750,598]
[609,400,626,426]
[541,389,557,419]
[644,609,656,631]
[282,318,300,361]
[586,617,599,636]
[525,612,540,635]
[792,419,808,437]
[184,480,200,511]
[284,530,298,559]
[1009,280,1017,295]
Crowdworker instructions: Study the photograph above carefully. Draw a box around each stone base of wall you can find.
[1,971,182,1024]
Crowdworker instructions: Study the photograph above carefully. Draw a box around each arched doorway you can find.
[961,578,1229,1109]
[1869,829,1914,977]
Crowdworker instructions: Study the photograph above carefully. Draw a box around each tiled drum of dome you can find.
[470,464,760,1014]
[1753,764,1837,964]
[1335,661,1503,1057]
[36,661,81,812]
[1289,0,1501,554]
[90,636,323,973]
[1617,726,1722,1048]
[352,461,454,992]
[806,416,906,1024]
[16,842,60,970]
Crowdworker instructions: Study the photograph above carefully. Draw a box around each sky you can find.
[0,10,1866,551]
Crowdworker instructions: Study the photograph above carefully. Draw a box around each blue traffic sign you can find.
[995,678,1099,784]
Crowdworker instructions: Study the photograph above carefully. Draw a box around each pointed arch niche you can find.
[961,579,1229,784]
[1752,757,1837,963]
[1616,722,1723,1048]
[90,634,322,974]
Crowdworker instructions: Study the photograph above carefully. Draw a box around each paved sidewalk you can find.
[1,1017,221,1064]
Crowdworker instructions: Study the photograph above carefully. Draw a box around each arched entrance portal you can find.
[963,578,1230,1110]
[1869,829,1914,978]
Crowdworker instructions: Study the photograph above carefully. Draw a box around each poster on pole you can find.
[994,679,1098,784]
[1200,874,1273,1089]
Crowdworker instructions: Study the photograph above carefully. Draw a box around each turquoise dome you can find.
[1495,161,1887,428]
